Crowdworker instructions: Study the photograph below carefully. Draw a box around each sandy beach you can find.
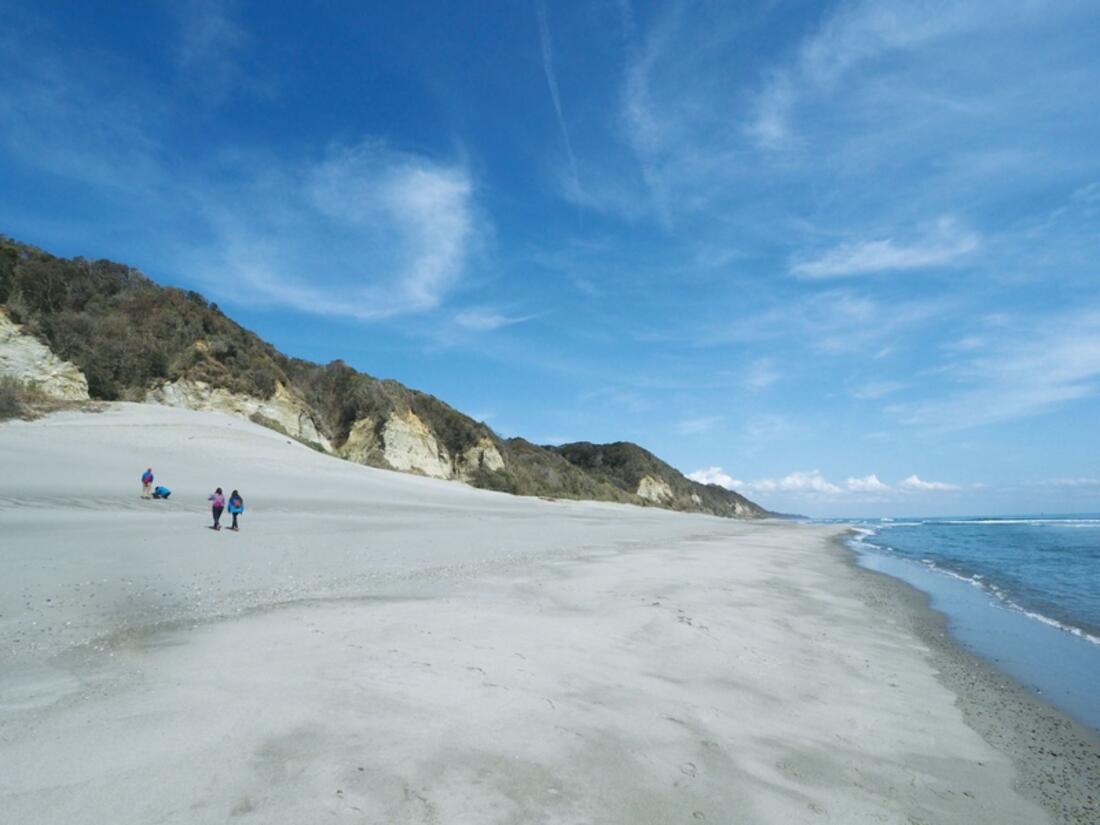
[1,405,1096,824]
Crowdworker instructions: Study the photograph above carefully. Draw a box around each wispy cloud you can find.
[892,311,1100,430]
[536,1,581,197]
[676,415,723,436]
[851,380,907,400]
[454,308,537,332]
[791,218,979,278]
[0,25,165,192]
[1032,477,1100,488]
[702,289,948,356]
[173,0,266,103]
[199,140,481,319]
[616,3,707,227]
[747,1,1029,150]
[579,386,654,414]
[744,357,781,391]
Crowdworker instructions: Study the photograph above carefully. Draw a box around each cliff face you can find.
[0,236,769,517]
[145,378,332,451]
[0,308,89,401]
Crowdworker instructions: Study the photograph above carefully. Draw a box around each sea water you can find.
[843,515,1100,731]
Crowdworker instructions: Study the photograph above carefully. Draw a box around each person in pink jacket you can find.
[208,487,225,531]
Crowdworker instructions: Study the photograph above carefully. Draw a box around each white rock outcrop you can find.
[456,437,506,480]
[730,499,757,518]
[146,378,332,451]
[339,413,505,481]
[379,410,452,479]
[0,309,90,401]
[636,474,674,503]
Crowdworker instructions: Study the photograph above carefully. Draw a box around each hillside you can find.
[551,441,763,518]
[0,236,769,518]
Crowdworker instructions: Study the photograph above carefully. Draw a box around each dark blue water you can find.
[842,515,1100,730]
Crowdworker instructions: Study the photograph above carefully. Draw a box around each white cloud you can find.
[900,474,960,492]
[687,466,744,489]
[691,468,967,498]
[202,140,480,320]
[791,218,979,278]
[846,474,890,492]
[742,470,843,495]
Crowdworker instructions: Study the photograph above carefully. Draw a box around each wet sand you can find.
[839,539,1100,824]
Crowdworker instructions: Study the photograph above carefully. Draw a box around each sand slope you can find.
[0,405,1051,823]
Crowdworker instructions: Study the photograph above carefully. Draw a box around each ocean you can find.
[842,515,1100,731]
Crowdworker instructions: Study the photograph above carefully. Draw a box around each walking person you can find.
[141,468,154,499]
[208,487,225,531]
[227,490,244,531]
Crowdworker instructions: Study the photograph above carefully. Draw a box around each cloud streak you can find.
[892,311,1100,431]
[536,1,581,197]
[792,218,979,278]
[173,0,268,103]
[677,416,723,435]
[454,308,537,332]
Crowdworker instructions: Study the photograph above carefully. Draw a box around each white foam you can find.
[994,600,1100,646]
[852,531,1100,647]
[936,518,1100,526]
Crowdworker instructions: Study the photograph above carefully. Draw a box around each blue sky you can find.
[2,1,1099,517]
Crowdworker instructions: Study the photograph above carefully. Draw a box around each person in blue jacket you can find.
[227,490,244,531]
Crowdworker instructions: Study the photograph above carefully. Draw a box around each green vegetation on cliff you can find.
[0,236,769,517]
[0,237,285,400]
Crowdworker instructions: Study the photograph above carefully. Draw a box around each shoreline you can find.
[834,533,1100,824]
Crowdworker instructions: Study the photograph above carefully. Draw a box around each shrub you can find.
[0,376,23,420]
[249,411,289,436]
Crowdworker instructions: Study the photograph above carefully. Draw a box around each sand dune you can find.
[0,405,1054,823]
